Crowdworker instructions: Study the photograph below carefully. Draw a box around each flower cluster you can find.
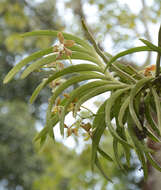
[53,32,75,60]
[144,65,156,76]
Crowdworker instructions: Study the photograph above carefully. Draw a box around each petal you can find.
[67,128,72,137]
[64,40,75,47]
[56,52,63,60]
[57,32,64,44]
[64,48,72,56]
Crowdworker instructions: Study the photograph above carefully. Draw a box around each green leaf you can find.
[30,79,48,104]
[70,44,94,57]
[21,52,102,79]
[146,152,161,172]
[145,128,161,143]
[30,64,103,103]
[74,84,128,117]
[34,96,70,143]
[97,147,113,162]
[113,139,125,170]
[95,155,113,182]
[140,38,161,54]
[129,77,153,130]
[151,87,161,132]
[3,47,53,83]
[144,94,160,136]
[104,46,152,70]
[118,97,130,128]
[115,119,131,168]
[34,126,48,142]
[136,149,148,180]
[113,63,144,80]
[59,80,109,135]
[92,101,106,169]
[127,115,148,179]
[21,30,93,51]
[47,98,69,131]
[45,72,109,126]
[111,64,136,83]
[105,88,133,148]
[21,54,56,79]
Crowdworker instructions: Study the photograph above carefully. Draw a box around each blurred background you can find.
[0,0,161,189]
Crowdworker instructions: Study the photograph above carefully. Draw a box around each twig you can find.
[155,25,161,77]
[81,19,109,64]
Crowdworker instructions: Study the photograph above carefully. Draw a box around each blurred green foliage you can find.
[0,101,44,190]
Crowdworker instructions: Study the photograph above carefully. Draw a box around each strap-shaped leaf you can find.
[127,115,148,179]
[113,63,144,80]
[115,119,131,168]
[104,46,152,70]
[35,97,69,142]
[21,52,102,79]
[144,94,160,136]
[97,147,113,162]
[105,88,133,148]
[70,45,94,57]
[45,72,110,126]
[136,149,148,180]
[129,77,153,130]
[59,81,109,135]
[74,84,128,117]
[151,87,161,132]
[113,139,125,170]
[145,128,161,143]
[46,82,99,133]
[111,64,136,83]
[92,101,106,169]
[34,126,48,142]
[30,79,47,104]
[145,152,161,172]
[46,97,70,131]
[21,30,93,51]
[95,155,113,182]
[30,64,103,103]
[3,47,53,84]
[118,97,130,128]
[34,115,59,143]
[123,143,131,168]
[140,38,161,54]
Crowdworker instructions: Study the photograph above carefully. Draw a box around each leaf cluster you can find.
[3,25,161,181]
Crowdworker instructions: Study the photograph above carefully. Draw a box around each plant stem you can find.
[81,19,109,65]
[155,25,161,77]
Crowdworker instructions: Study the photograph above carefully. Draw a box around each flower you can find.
[144,65,156,76]
[53,32,75,60]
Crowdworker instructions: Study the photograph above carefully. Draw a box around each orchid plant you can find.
[3,21,161,181]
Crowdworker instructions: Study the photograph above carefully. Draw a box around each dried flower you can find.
[49,78,65,90]
[67,128,72,137]
[53,32,75,60]
[63,93,70,98]
[71,128,78,136]
[56,97,61,106]
[144,65,156,76]
[81,122,92,132]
